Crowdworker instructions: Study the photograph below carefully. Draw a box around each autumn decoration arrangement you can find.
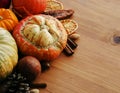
[0,0,80,92]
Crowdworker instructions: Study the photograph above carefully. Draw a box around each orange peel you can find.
[45,0,64,11]
[61,19,78,35]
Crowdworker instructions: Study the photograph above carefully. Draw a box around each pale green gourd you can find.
[0,27,18,81]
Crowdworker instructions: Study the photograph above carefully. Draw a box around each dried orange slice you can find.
[45,0,64,11]
[61,19,78,35]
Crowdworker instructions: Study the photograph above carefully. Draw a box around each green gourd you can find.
[0,27,18,81]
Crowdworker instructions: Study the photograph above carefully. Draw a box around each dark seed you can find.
[25,91,30,93]
[6,81,12,85]
[25,87,30,91]
[30,83,47,89]
[12,74,16,78]
[7,76,13,80]
[19,83,29,87]
[13,80,19,84]
[19,87,25,91]
[8,89,16,92]
[16,91,23,93]
[11,83,17,87]
[41,62,50,72]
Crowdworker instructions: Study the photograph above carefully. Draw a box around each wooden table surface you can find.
[35,0,120,93]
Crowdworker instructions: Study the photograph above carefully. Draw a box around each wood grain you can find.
[34,0,120,93]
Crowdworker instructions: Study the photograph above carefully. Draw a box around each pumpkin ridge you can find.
[0,51,13,79]
[21,15,63,48]
[0,28,18,81]
[0,8,18,31]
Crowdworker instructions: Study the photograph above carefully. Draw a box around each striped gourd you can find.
[0,27,18,81]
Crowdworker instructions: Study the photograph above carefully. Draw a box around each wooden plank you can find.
[34,0,120,93]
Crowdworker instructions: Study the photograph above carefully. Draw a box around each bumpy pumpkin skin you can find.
[12,0,46,18]
[13,14,67,61]
[0,27,18,81]
[0,8,18,32]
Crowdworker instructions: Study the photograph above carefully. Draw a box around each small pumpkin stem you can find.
[0,16,3,20]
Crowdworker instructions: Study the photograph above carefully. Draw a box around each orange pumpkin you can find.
[12,0,46,18]
[0,8,18,32]
[13,14,67,61]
